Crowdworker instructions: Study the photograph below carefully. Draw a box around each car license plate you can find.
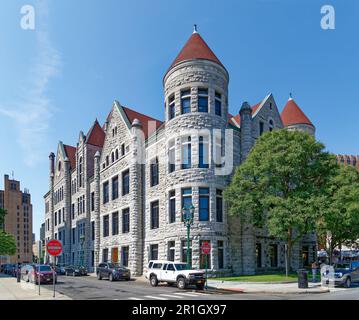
[197,280,204,283]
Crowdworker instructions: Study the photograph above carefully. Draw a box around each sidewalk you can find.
[0,274,71,300]
[207,279,330,294]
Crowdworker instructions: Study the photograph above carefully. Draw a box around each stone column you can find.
[93,151,101,272]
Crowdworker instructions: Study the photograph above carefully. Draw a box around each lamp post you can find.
[80,234,85,267]
[182,204,195,270]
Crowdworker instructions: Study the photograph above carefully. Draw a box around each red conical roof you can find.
[86,119,105,147]
[281,98,313,127]
[169,32,224,70]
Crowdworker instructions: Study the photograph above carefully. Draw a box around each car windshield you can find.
[37,265,52,272]
[110,263,125,269]
[335,263,350,270]
[174,264,187,271]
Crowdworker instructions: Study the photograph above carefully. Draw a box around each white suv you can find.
[144,260,206,290]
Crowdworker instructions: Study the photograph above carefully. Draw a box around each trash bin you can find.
[297,269,308,288]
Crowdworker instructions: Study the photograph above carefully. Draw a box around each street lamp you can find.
[182,204,195,270]
[80,234,85,267]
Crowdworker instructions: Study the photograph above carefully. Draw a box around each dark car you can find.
[97,262,131,281]
[5,264,16,276]
[54,265,66,275]
[64,265,88,276]
[322,261,359,288]
[27,264,57,285]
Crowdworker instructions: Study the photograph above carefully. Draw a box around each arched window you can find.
[269,119,274,132]
[79,157,83,188]
[181,89,191,114]
[111,152,114,163]
[58,161,61,172]
[115,149,119,160]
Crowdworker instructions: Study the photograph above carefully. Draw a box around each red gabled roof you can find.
[281,98,313,127]
[168,32,224,71]
[122,106,163,139]
[63,145,76,169]
[229,102,261,127]
[86,119,105,147]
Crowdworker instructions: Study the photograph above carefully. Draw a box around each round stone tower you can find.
[162,26,230,270]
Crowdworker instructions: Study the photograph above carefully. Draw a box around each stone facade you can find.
[43,30,318,275]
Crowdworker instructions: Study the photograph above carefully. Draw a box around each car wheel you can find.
[177,277,187,290]
[109,273,114,282]
[126,277,130,281]
[97,272,102,280]
[150,275,158,287]
[344,277,351,288]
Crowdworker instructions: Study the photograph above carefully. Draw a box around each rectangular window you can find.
[150,201,159,229]
[91,221,95,241]
[216,189,223,222]
[181,240,192,266]
[91,251,94,267]
[103,181,109,204]
[259,121,264,136]
[112,176,119,200]
[218,241,224,269]
[181,89,191,114]
[91,192,95,212]
[72,228,76,244]
[102,248,109,263]
[112,212,119,236]
[103,215,109,237]
[121,246,129,267]
[168,94,175,120]
[54,212,57,226]
[150,244,159,260]
[181,188,192,222]
[256,243,262,268]
[215,92,222,116]
[199,188,210,221]
[168,140,175,173]
[198,88,208,112]
[121,143,125,156]
[199,136,209,168]
[200,240,211,269]
[181,136,191,169]
[58,211,62,224]
[169,190,176,223]
[215,135,224,168]
[71,204,75,219]
[150,158,159,187]
[168,241,175,262]
[122,170,130,195]
[269,244,278,267]
[122,208,130,233]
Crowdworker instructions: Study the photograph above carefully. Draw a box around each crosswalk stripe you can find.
[173,292,201,297]
[144,295,168,300]
[128,297,144,300]
[159,294,185,299]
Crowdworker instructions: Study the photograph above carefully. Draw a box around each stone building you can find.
[44,28,318,275]
[336,154,359,170]
[0,174,33,264]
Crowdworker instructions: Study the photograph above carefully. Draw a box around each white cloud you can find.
[0,0,61,167]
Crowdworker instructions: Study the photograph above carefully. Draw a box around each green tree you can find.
[224,129,337,276]
[0,208,17,256]
[317,165,359,263]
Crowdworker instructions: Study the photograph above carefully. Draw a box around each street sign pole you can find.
[205,255,208,290]
[46,239,62,299]
[53,256,56,298]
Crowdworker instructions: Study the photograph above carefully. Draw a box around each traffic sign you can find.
[46,239,63,256]
[201,242,211,255]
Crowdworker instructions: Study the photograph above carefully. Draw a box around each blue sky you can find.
[0,0,358,240]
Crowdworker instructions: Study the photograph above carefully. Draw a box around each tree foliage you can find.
[0,208,17,256]
[224,129,338,271]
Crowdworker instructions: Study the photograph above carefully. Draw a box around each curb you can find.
[208,286,330,294]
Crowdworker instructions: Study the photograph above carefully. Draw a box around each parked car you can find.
[322,261,359,288]
[0,264,5,273]
[145,260,206,290]
[96,262,131,281]
[20,264,34,282]
[27,264,57,285]
[54,265,66,275]
[4,264,16,276]
[64,265,88,276]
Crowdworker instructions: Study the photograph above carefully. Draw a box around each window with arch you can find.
[79,157,83,188]
[269,119,274,132]
[199,136,209,168]
[58,161,61,173]
[198,88,208,113]
[168,94,175,120]
[115,149,119,160]
[181,89,191,114]
[111,152,114,163]
[181,136,192,169]
[168,140,175,173]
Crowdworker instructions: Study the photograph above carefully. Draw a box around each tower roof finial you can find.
[289,92,293,100]
[193,24,198,34]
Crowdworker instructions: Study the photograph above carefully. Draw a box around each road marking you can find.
[144,295,168,300]
[173,292,202,297]
[159,294,185,299]
[128,297,144,300]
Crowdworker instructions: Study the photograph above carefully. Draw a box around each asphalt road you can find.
[52,275,359,300]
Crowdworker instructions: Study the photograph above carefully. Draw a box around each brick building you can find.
[0,174,33,264]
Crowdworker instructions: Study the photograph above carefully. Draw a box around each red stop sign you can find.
[46,239,62,256]
[201,242,211,255]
